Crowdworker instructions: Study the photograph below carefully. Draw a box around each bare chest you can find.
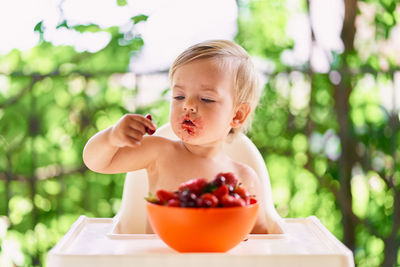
[147,153,236,193]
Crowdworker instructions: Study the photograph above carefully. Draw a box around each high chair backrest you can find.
[114,123,279,234]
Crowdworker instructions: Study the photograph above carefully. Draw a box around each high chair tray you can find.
[47,216,354,267]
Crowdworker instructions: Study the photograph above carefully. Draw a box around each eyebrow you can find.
[173,84,217,92]
[200,85,217,91]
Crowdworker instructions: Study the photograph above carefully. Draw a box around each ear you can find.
[230,103,251,128]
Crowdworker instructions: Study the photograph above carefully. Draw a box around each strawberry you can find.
[227,185,235,194]
[178,178,208,195]
[156,189,178,204]
[232,193,241,199]
[179,189,198,207]
[249,198,257,204]
[198,193,219,208]
[145,172,256,208]
[215,172,238,188]
[220,194,246,207]
[212,184,229,200]
[212,175,226,187]
[145,114,156,135]
[167,199,181,207]
[234,186,250,202]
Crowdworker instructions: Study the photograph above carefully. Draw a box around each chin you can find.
[178,130,205,145]
[179,131,200,143]
[172,122,198,138]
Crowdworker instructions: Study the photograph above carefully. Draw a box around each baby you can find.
[83,40,284,234]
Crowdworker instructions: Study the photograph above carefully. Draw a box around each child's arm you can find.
[82,114,158,174]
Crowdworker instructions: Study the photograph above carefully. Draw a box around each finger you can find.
[130,116,157,135]
[123,135,141,147]
[127,119,147,135]
[126,128,144,141]
[126,116,148,134]
[126,125,146,137]
[129,114,157,131]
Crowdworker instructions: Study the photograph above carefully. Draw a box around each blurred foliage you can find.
[239,1,400,266]
[0,0,399,266]
[0,13,163,266]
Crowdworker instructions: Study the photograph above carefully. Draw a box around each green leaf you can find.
[202,183,218,194]
[144,192,159,203]
[131,14,149,24]
[116,0,127,6]
[34,21,44,33]
[56,20,69,29]
[73,24,102,33]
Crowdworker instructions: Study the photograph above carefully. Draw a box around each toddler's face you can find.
[170,58,236,145]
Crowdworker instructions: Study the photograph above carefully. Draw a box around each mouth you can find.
[182,119,196,127]
[180,116,197,135]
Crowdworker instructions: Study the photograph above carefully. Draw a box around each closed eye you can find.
[201,98,215,103]
[174,96,185,100]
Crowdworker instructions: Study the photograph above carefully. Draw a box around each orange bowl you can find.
[146,202,259,252]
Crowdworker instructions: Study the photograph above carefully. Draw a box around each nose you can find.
[183,98,197,113]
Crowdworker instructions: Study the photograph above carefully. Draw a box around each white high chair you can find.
[112,123,283,234]
[47,124,355,267]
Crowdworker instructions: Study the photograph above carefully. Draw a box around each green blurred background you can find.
[0,0,399,266]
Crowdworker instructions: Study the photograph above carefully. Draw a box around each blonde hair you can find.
[169,40,261,136]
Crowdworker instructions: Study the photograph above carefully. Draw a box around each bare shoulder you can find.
[140,135,185,159]
[143,135,183,152]
[115,135,175,157]
[143,135,174,145]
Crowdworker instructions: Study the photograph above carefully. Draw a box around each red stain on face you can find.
[180,115,203,138]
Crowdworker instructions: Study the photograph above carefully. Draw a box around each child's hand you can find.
[109,114,157,148]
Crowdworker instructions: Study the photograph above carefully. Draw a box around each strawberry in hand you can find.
[145,114,156,135]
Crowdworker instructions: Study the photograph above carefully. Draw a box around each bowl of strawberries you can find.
[145,172,259,252]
